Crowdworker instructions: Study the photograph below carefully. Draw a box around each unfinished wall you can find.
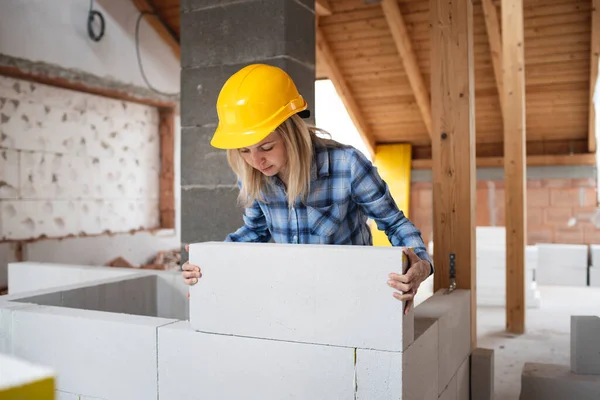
[410,166,599,245]
[0,0,182,285]
[0,75,160,239]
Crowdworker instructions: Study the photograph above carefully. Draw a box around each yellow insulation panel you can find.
[370,144,412,247]
[0,354,55,400]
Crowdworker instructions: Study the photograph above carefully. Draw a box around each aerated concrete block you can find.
[189,242,412,351]
[591,245,600,267]
[402,317,439,400]
[520,362,600,400]
[356,350,402,399]
[571,316,600,375]
[457,357,470,400]
[590,267,600,287]
[414,289,471,396]
[8,262,138,294]
[471,348,494,400]
[11,305,178,400]
[536,244,589,286]
[0,301,36,353]
[158,321,355,400]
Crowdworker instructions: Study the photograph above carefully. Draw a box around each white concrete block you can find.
[471,348,494,400]
[0,148,19,199]
[8,262,138,294]
[519,362,600,400]
[590,267,600,287]
[158,321,355,400]
[56,391,80,400]
[438,370,458,400]
[571,316,600,375]
[0,301,36,353]
[356,349,402,399]
[402,317,438,400]
[537,244,589,286]
[155,271,188,320]
[189,242,411,351]
[11,305,178,400]
[414,289,471,396]
[457,356,470,400]
[591,245,600,267]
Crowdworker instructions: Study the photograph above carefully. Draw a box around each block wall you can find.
[410,176,599,245]
[0,76,161,240]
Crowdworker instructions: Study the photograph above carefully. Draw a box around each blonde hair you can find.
[227,114,325,208]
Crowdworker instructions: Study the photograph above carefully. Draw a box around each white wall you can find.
[0,0,182,284]
[0,0,180,94]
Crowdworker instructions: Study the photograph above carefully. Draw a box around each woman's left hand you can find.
[387,248,431,315]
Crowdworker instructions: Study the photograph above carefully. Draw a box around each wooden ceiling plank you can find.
[130,0,180,59]
[482,0,504,118]
[588,0,599,153]
[316,27,376,156]
[381,0,432,139]
[316,0,333,16]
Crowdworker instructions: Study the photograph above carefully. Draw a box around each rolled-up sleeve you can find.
[225,200,272,243]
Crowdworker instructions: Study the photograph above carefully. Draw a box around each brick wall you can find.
[409,177,600,245]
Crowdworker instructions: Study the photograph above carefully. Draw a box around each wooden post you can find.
[430,0,477,349]
[503,0,526,334]
[589,0,599,153]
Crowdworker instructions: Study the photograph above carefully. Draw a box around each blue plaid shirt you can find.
[225,139,433,271]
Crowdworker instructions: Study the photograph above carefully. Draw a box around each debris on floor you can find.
[104,248,181,271]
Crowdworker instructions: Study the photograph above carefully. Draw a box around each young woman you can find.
[181,63,433,313]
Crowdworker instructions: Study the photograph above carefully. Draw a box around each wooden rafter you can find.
[412,153,596,169]
[131,0,180,60]
[503,0,526,335]
[589,0,599,153]
[482,0,504,117]
[316,27,376,157]
[315,0,332,16]
[381,0,432,139]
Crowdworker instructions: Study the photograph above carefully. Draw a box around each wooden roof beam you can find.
[131,0,180,60]
[315,0,332,16]
[381,0,432,139]
[589,0,599,153]
[316,27,376,157]
[481,0,504,118]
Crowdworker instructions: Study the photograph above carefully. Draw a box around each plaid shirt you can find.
[225,139,433,271]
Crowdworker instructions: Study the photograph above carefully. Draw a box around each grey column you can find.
[179,0,315,259]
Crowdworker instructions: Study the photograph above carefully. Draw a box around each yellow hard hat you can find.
[210,64,308,149]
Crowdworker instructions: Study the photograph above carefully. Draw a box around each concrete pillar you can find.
[179,0,316,258]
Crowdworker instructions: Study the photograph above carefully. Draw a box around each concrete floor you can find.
[414,280,600,400]
[477,285,600,400]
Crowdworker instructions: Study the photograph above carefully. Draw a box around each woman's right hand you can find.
[181,244,202,286]
[181,260,202,285]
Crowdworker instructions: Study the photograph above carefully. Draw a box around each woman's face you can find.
[239,131,288,178]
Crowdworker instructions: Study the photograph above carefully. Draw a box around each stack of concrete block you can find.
[0,243,483,399]
[475,227,540,308]
[536,244,589,286]
[590,245,600,287]
[519,315,600,399]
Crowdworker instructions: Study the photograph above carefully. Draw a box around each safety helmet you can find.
[210,64,308,149]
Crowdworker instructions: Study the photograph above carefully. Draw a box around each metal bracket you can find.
[445,253,456,294]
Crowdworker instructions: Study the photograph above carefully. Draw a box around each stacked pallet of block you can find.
[519,316,600,399]
[536,243,589,286]
[476,227,540,308]
[590,245,600,287]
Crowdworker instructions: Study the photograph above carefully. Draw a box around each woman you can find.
[181,63,433,313]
